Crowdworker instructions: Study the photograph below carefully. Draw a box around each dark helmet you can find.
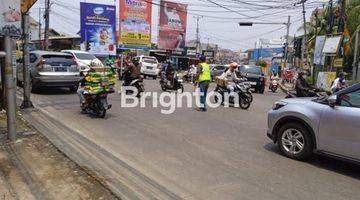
[339,72,345,77]
[199,55,206,62]
[132,57,140,65]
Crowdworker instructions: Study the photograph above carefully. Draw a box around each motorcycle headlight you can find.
[272,101,287,110]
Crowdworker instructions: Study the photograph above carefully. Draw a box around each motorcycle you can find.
[214,83,252,110]
[237,81,253,103]
[81,93,112,118]
[285,88,328,99]
[123,78,145,98]
[269,78,279,93]
[160,72,184,93]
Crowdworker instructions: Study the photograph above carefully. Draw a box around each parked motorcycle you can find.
[269,78,279,93]
[160,72,184,93]
[285,88,328,99]
[214,83,252,110]
[81,93,112,118]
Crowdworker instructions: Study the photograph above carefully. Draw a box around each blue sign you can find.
[80,2,116,55]
[252,48,284,60]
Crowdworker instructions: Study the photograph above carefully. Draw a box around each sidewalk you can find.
[0,111,119,200]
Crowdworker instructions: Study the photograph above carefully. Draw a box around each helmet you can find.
[229,62,238,69]
[199,55,206,62]
[132,57,140,65]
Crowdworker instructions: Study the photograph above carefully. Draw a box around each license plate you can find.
[146,66,152,70]
[250,82,257,85]
[55,67,67,72]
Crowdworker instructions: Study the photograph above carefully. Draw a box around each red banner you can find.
[119,0,152,48]
[158,0,188,50]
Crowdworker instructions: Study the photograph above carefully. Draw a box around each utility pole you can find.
[195,16,202,53]
[338,0,346,33]
[327,0,334,34]
[21,13,34,109]
[0,37,17,141]
[352,29,359,82]
[38,7,42,49]
[44,0,51,50]
[284,16,291,69]
[298,0,308,69]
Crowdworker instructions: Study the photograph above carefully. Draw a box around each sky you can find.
[29,0,329,51]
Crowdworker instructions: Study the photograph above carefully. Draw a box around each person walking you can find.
[196,55,212,112]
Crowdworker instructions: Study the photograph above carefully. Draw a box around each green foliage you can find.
[256,60,267,68]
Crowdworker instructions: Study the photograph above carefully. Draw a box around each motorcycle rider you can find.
[269,70,279,89]
[223,62,241,93]
[295,71,313,97]
[161,60,176,87]
[331,72,347,94]
[123,57,142,87]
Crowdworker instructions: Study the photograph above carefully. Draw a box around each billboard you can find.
[313,36,326,65]
[80,2,116,55]
[119,0,152,49]
[0,0,21,36]
[158,1,188,50]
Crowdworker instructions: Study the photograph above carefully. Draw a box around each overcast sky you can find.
[29,0,329,51]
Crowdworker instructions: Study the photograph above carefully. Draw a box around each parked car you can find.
[137,55,159,79]
[267,83,360,163]
[238,65,265,93]
[61,50,102,71]
[17,51,81,92]
[211,64,228,80]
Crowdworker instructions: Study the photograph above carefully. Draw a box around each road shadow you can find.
[264,142,360,180]
[31,87,75,95]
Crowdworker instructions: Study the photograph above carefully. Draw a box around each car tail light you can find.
[37,57,45,70]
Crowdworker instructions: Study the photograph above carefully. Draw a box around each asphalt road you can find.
[27,79,360,200]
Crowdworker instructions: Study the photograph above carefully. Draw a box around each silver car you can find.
[267,83,360,162]
[17,51,81,92]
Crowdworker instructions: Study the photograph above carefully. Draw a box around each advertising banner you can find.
[119,0,152,49]
[0,0,21,37]
[80,2,116,55]
[316,72,337,91]
[313,36,326,65]
[158,0,188,50]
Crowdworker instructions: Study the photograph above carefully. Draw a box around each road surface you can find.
[21,80,360,200]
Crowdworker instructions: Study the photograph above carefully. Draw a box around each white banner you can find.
[313,36,326,65]
[0,0,21,36]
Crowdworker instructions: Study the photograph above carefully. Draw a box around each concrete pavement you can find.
[20,80,360,200]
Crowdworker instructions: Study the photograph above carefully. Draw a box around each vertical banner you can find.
[80,2,116,56]
[0,0,21,36]
[158,0,188,50]
[119,0,152,49]
[313,36,326,65]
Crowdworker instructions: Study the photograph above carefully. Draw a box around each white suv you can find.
[137,56,160,79]
[61,50,102,71]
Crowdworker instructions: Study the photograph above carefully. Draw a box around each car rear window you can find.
[142,57,157,64]
[239,66,262,74]
[43,55,76,66]
[74,53,97,60]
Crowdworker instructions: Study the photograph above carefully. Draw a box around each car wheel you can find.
[277,122,313,160]
[69,85,78,92]
[30,81,38,93]
[143,75,147,79]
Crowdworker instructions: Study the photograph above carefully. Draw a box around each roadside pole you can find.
[284,16,291,69]
[352,29,359,82]
[21,13,34,109]
[3,36,17,141]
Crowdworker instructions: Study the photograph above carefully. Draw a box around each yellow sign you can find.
[333,58,344,68]
[21,0,37,13]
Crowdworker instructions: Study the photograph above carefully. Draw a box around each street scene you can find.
[0,0,360,199]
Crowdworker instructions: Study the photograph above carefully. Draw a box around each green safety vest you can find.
[198,62,212,82]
